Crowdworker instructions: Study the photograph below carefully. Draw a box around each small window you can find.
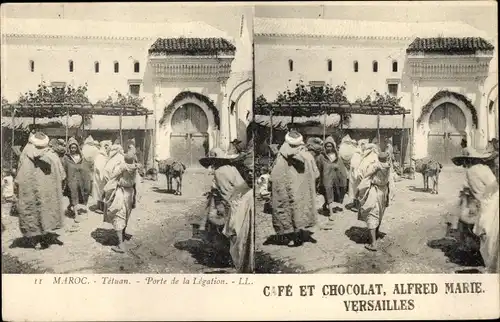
[392,60,398,72]
[388,84,398,96]
[353,61,359,73]
[129,84,140,96]
[114,61,119,73]
[94,61,100,73]
[134,61,140,73]
[69,60,74,72]
[373,61,378,73]
[327,59,332,72]
[29,60,35,72]
[288,59,293,72]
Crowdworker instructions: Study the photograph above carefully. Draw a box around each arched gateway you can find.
[170,103,209,167]
[427,102,467,164]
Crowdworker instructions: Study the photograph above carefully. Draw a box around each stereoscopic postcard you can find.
[1,1,499,321]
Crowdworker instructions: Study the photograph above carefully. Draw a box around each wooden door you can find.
[427,102,467,164]
[170,103,209,167]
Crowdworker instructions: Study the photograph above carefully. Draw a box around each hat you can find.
[199,147,239,168]
[451,149,494,167]
[378,152,389,163]
[29,132,49,148]
[306,137,323,153]
[57,138,66,145]
[285,131,304,146]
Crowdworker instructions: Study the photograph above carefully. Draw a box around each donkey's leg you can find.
[178,174,182,196]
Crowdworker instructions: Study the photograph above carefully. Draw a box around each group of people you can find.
[263,129,395,251]
[2,131,141,253]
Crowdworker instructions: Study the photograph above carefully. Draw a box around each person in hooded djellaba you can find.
[62,137,92,231]
[14,132,66,249]
[199,147,254,273]
[270,129,319,247]
[102,151,142,253]
[316,136,349,220]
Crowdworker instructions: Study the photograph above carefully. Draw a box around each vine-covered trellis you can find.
[253,80,411,174]
[2,82,153,168]
[416,90,478,127]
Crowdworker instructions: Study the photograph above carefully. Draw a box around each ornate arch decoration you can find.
[159,91,220,128]
[417,90,478,128]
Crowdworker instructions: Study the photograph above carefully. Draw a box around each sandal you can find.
[365,244,378,252]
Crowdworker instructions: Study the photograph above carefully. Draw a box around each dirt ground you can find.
[2,166,486,274]
[255,166,486,274]
[1,169,237,274]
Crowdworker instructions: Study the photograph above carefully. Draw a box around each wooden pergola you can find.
[2,103,154,168]
[254,102,413,172]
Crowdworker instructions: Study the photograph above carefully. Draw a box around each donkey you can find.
[412,157,443,194]
[156,158,187,195]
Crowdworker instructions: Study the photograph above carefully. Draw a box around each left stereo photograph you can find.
[0,3,255,274]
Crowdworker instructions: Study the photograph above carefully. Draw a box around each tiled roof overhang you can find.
[406,37,494,54]
[148,37,236,56]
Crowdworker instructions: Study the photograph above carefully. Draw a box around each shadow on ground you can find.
[91,228,132,247]
[427,238,484,267]
[408,185,430,193]
[152,187,176,195]
[8,233,63,249]
[174,238,233,269]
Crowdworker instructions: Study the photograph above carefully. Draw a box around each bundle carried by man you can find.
[339,134,358,170]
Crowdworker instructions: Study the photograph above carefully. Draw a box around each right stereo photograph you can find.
[253,3,499,274]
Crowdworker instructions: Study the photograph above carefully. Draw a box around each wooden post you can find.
[376,114,381,145]
[400,113,405,167]
[143,114,148,167]
[409,127,414,180]
[269,109,273,161]
[81,113,85,139]
[153,118,157,181]
[119,107,123,147]
[10,110,15,170]
[322,113,327,141]
[65,107,69,142]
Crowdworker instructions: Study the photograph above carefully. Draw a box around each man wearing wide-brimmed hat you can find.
[15,131,66,249]
[450,149,499,273]
[199,147,254,272]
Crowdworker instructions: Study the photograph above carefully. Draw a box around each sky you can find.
[255,1,497,40]
[1,3,253,40]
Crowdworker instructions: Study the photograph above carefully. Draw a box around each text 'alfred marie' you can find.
[263,282,485,312]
